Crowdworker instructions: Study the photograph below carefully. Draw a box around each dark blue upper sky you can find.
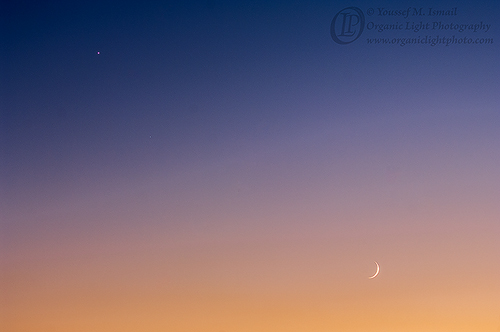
[2,0,498,211]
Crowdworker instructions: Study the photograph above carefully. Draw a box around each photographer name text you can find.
[374,7,458,19]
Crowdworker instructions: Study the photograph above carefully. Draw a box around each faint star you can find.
[97,51,100,55]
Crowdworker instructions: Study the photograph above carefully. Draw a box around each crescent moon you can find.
[368,261,380,279]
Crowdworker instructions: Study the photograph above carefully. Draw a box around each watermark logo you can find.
[330,7,365,44]
[330,6,493,47]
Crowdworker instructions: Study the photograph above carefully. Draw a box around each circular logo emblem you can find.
[331,7,365,44]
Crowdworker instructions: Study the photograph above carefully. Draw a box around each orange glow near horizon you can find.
[3,149,499,331]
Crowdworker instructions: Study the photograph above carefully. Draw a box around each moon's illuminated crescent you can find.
[368,261,380,279]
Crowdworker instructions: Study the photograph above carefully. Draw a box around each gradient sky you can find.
[1,1,499,331]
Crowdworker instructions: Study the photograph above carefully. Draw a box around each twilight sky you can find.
[1,1,499,331]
